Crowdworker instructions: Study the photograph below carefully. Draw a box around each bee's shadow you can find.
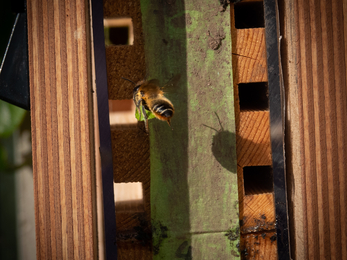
[203,123,237,173]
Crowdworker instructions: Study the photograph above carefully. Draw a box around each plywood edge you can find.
[28,0,97,258]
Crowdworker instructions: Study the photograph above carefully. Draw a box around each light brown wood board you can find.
[237,111,272,166]
[27,0,97,259]
[232,28,268,84]
[230,1,278,259]
[281,0,347,259]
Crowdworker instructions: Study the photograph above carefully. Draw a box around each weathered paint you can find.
[140,0,239,258]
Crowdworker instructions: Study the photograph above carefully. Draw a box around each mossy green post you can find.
[140,1,240,258]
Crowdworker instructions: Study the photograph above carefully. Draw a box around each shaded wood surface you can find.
[27,0,97,259]
[104,0,152,259]
[116,244,152,260]
[103,0,146,100]
[110,125,151,233]
[241,230,277,260]
[282,0,347,259]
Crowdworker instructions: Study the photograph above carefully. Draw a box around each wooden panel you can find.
[141,0,239,258]
[103,0,146,100]
[27,0,96,259]
[282,0,347,259]
[233,29,268,84]
[241,230,277,260]
[117,243,152,260]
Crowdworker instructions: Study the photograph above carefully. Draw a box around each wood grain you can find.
[283,0,347,259]
[110,125,152,259]
[237,111,272,166]
[241,230,277,260]
[233,28,268,84]
[27,0,97,259]
[240,193,275,234]
[230,2,277,259]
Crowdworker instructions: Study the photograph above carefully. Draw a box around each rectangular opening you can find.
[243,166,273,195]
[234,1,264,29]
[109,99,137,125]
[104,18,134,45]
[238,82,268,111]
[114,182,144,212]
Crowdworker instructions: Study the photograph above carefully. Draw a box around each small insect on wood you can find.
[122,77,176,133]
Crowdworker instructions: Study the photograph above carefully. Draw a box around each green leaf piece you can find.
[135,107,156,121]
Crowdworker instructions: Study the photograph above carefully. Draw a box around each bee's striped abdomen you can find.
[152,100,174,119]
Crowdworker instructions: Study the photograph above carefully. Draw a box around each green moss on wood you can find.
[140,0,239,258]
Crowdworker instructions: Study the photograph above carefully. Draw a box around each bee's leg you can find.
[141,105,149,133]
[166,119,173,130]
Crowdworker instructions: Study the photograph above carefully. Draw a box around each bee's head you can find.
[122,77,145,94]
[133,85,141,94]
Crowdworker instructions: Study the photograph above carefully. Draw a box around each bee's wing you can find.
[162,74,181,91]
[146,79,161,86]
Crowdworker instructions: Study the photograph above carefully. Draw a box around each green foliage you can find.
[0,100,27,172]
[0,145,8,171]
[0,100,26,138]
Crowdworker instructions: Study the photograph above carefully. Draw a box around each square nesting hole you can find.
[243,166,273,195]
[114,182,144,212]
[234,1,264,29]
[104,18,134,45]
[238,82,268,111]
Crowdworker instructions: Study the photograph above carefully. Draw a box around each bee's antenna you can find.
[122,77,136,86]
[202,124,218,132]
[214,112,224,131]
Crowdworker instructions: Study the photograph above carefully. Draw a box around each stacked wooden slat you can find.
[231,1,278,259]
[103,0,152,259]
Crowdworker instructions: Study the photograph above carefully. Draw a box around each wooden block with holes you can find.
[105,0,279,259]
[231,1,278,259]
[104,0,152,259]
[103,0,146,100]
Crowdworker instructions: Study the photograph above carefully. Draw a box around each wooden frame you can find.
[28,0,97,258]
[281,0,347,259]
[28,0,347,259]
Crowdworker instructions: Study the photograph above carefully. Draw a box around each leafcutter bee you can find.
[122,76,178,133]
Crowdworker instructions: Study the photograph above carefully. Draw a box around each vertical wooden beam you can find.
[282,0,347,259]
[141,0,239,259]
[27,0,97,259]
